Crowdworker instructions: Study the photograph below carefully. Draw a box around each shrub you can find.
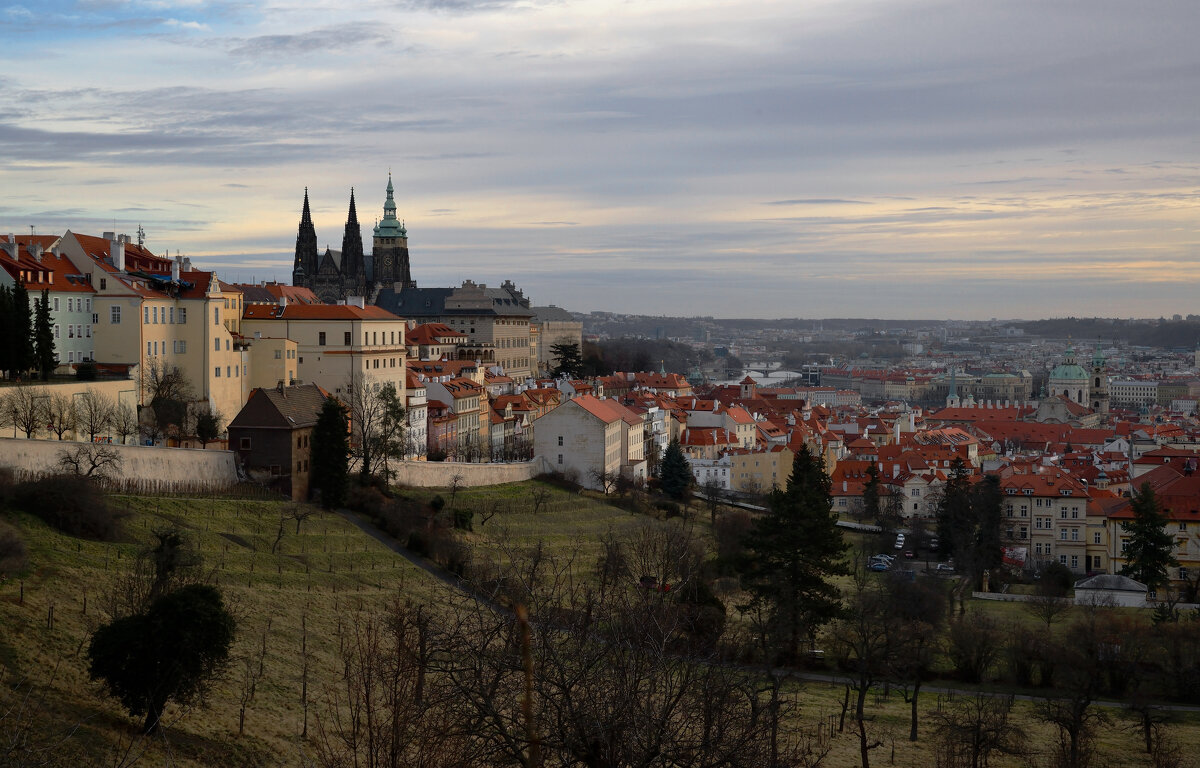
[1039,561,1075,597]
[0,520,28,576]
[13,474,123,541]
[346,484,387,519]
[655,501,682,519]
[453,508,474,531]
[75,362,97,381]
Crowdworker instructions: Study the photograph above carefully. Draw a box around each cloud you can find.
[764,199,870,206]
[226,23,394,57]
[163,17,209,30]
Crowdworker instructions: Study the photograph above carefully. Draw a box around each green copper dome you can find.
[373,174,407,239]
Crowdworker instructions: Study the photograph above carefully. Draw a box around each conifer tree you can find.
[738,448,848,662]
[1120,483,1177,592]
[659,438,692,500]
[310,396,350,508]
[862,462,881,520]
[11,281,34,377]
[0,285,14,377]
[34,288,55,380]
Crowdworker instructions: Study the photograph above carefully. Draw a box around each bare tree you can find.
[1024,591,1073,630]
[141,356,195,441]
[447,473,465,508]
[589,467,619,494]
[345,378,406,484]
[4,384,46,438]
[931,693,1023,768]
[45,392,75,440]
[946,610,1001,684]
[57,444,123,479]
[702,476,725,523]
[76,389,116,442]
[111,403,139,445]
[830,577,892,768]
[529,485,550,515]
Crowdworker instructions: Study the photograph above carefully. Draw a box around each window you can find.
[1094,532,1101,544]
[68,325,74,338]
[92,313,98,323]
[226,366,231,378]
[226,339,230,351]
[557,436,563,446]
[153,306,158,324]
[213,307,219,325]
[85,325,91,338]
[1060,529,1067,540]
[1180,523,1188,532]
[1071,555,1079,569]
[67,298,73,312]
[178,307,187,323]
[144,307,150,324]
[53,297,59,311]
[274,349,282,359]
[557,454,563,465]
[169,307,174,324]
[214,339,220,351]
[147,341,152,357]
[239,437,251,450]
[346,331,352,345]
[911,489,920,497]
[1071,528,1079,541]
[67,351,74,363]
[215,367,221,377]
[318,332,326,346]
[1020,526,1028,539]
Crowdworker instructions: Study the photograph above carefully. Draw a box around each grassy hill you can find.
[1,482,1197,767]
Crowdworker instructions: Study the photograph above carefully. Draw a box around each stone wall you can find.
[0,437,238,492]
[393,457,552,488]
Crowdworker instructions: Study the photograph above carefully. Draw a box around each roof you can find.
[228,384,332,430]
[243,303,400,321]
[530,305,575,322]
[1074,574,1147,592]
[377,283,534,318]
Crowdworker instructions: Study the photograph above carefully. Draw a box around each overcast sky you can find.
[3,1,1198,319]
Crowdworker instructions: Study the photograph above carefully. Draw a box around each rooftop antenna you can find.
[29,225,35,237]
[136,224,145,248]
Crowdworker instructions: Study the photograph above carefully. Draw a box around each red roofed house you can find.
[534,394,647,491]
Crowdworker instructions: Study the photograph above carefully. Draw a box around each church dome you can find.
[1049,362,1088,382]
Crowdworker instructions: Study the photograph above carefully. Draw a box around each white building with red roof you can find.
[533,394,647,491]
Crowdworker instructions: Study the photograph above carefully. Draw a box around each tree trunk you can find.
[143,699,164,734]
[909,679,921,741]
[856,682,870,768]
[839,685,850,733]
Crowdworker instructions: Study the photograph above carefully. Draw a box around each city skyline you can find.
[3,1,1198,318]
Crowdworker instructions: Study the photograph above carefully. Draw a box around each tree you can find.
[931,693,1022,768]
[550,341,583,378]
[57,444,123,479]
[4,383,46,438]
[141,356,195,441]
[311,396,350,508]
[45,392,75,440]
[1120,483,1178,592]
[9,281,34,378]
[193,406,222,446]
[737,448,849,662]
[348,379,406,483]
[659,438,692,501]
[111,402,139,445]
[830,577,892,768]
[88,584,236,734]
[76,389,116,442]
[33,288,55,380]
[936,457,973,561]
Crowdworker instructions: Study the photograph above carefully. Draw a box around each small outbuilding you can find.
[1073,574,1148,608]
[228,383,331,501]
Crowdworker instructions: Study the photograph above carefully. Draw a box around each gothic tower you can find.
[1091,344,1109,414]
[372,174,413,289]
[292,188,318,285]
[341,188,365,295]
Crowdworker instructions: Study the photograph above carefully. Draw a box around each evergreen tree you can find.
[0,285,14,377]
[11,280,34,378]
[34,288,55,380]
[550,341,583,378]
[737,448,849,662]
[310,396,350,508]
[1120,483,1178,591]
[659,438,692,500]
[968,474,1005,583]
[936,457,973,560]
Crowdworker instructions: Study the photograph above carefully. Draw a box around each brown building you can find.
[228,383,331,501]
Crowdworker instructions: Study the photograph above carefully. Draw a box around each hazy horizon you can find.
[3,1,1198,320]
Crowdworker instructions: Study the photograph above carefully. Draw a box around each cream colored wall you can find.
[247,337,298,390]
[0,379,136,441]
[0,436,236,490]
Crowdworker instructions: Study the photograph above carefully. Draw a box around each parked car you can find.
[868,561,889,572]
[929,537,940,551]
[934,563,956,574]
[903,550,916,559]
[894,533,905,550]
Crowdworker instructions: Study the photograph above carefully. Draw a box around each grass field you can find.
[1,482,1198,767]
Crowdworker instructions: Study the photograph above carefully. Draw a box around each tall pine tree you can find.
[34,288,55,380]
[1120,483,1177,591]
[310,396,350,509]
[11,281,34,378]
[0,285,14,378]
[738,448,849,662]
[659,438,692,500]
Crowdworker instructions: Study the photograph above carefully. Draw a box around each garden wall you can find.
[392,457,553,488]
[0,437,238,492]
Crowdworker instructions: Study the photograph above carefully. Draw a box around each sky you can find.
[2,0,1198,319]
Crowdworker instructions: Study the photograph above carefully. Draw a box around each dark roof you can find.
[1074,574,1147,592]
[376,285,534,318]
[531,305,575,322]
[228,384,331,430]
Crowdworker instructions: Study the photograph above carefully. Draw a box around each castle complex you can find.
[291,175,413,304]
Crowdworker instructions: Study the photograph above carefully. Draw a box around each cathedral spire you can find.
[293,187,318,281]
[341,187,365,280]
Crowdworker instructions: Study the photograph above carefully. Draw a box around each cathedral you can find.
[291,176,415,304]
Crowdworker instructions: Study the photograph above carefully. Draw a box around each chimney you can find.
[171,254,181,282]
[28,243,43,261]
[347,295,365,309]
[111,237,125,271]
[279,295,288,308]
[102,231,115,241]
[0,238,16,260]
